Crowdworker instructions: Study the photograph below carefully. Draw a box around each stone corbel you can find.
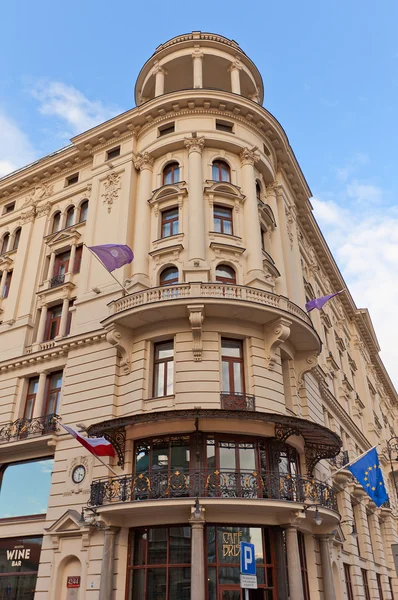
[295,352,319,389]
[187,304,205,362]
[264,318,291,370]
[105,325,132,373]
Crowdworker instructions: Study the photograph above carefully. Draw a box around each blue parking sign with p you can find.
[240,542,256,575]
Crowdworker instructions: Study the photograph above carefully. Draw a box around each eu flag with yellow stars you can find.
[347,447,388,507]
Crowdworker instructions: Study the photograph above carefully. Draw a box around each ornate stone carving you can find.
[35,201,52,218]
[20,206,36,224]
[264,317,291,369]
[184,136,205,154]
[240,146,259,167]
[187,304,205,362]
[284,207,295,250]
[23,182,54,208]
[152,61,167,76]
[105,325,132,373]
[295,352,318,388]
[102,172,121,213]
[134,152,154,171]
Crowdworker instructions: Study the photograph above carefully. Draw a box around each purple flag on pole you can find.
[88,244,134,272]
[305,290,344,312]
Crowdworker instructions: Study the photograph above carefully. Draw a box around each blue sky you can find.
[0,0,397,386]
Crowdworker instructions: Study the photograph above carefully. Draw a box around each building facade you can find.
[0,31,397,600]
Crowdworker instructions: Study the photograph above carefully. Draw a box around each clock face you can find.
[72,465,86,484]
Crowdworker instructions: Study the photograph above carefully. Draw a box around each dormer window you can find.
[163,162,180,185]
[212,160,230,182]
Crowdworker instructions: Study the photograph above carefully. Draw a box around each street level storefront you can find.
[126,525,303,600]
[0,536,42,600]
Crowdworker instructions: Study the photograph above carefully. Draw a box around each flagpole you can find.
[91,453,119,477]
[324,443,381,484]
[84,243,130,296]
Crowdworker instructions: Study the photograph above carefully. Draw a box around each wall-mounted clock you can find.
[71,464,86,484]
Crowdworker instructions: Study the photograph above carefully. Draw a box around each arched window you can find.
[163,162,180,185]
[216,264,236,284]
[52,211,61,233]
[212,160,231,182]
[65,206,75,228]
[12,228,21,250]
[160,266,179,286]
[256,181,261,200]
[79,200,89,223]
[0,233,10,255]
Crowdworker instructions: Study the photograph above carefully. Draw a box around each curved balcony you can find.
[104,283,320,354]
[89,469,338,512]
[0,414,59,459]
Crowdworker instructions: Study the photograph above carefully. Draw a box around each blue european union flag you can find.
[347,447,388,507]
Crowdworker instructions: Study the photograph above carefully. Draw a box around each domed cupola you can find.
[135,31,264,106]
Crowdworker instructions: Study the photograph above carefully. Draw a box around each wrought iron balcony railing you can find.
[50,274,65,287]
[0,414,59,443]
[89,469,338,512]
[220,393,255,411]
[328,450,350,469]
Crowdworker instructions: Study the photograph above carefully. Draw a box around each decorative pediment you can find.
[149,182,187,207]
[0,254,14,269]
[210,241,245,258]
[304,279,316,301]
[45,509,92,549]
[149,243,184,262]
[45,226,82,248]
[262,251,280,278]
[204,180,246,203]
[258,201,276,228]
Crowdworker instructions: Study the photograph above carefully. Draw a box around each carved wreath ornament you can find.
[102,173,121,213]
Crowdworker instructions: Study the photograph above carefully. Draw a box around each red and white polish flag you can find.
[60,422,115,458]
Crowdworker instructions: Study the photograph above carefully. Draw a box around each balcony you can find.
[328,450,349,469]
[220,392,255,411]
[104,283,321,354]
[50,274,65,288]
[89,469,338,512]
[0,414,59,444]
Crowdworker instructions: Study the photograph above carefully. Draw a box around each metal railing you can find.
[328,450,350,469]
[50,274,65,287]
[220,393,255,411]
[89,469,338,511]
[0,414,59,443]
[110,283,312,326]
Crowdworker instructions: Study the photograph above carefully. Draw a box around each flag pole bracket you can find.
[101,427,126,468]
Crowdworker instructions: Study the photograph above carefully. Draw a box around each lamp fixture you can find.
[79,506,103,528]
[193,497,202,519]
[341,520,358,539]
[302,503,323,526]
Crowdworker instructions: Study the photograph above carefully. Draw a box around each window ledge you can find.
[152,233,184,248]
[149,244,184,261]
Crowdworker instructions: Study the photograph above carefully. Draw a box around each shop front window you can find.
[207,526,277,600]
[128,527,191,600]
[0,536,42,600]
[0,458,53,518]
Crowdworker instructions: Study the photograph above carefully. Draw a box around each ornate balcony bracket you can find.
[305,442,340,477]
[296,352,319,389]
[105,324,132,374]
[264,317,291,370]
[187,304,205,362]
[100,427,126,468]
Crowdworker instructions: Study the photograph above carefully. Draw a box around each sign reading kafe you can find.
[222,530,243,557]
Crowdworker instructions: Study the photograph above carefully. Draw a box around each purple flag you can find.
[88,244,134,272]
[305,290,344,312]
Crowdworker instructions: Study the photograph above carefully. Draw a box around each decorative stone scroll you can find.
[105,325,132,373]
[264,317,291,370]
[187,304,205,361]
[184,136,205,154]
[239,146,259,167]
[134,152,154,171]
[102,172,121,214]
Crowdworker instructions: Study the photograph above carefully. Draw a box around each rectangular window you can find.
[376,574,384,600]
[344,564,354,600]
[44,371,63,415]
[73,246,83,273]
[53,251,71,283]
[106,146,120,160]
[161,207,179,238]
[221,338,244,395]
[153,341,174,398]
[2,271,12,298]
[158,122,175,137]
[44,304,63,341]
[362,569,371,600]
[0,459,53,518]
[298,532,310,600]
[24,377,39,420]
[214,205,233,235]
[66,173,79,186]
[3,202,15,214]
[216,119,234,133]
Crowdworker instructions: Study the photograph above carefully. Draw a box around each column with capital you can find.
[0,268,8,298]
[99,527,120,600]
[131,152,154,290]
[36,304,48,344]
[153,62,167,97]
[265,182,288,296]
[285,526,305,600]
[316,535,337,600]
[184,136,206,267]
[32,371,48,419]
[189,507,206,600]
[57,297,70,338]
[240,147,268,288]
[192,47,203,88]
[228,59,242,94]
[47,251,56,281]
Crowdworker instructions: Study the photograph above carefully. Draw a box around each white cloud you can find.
[312,196,398,388]
[31,81,120,137]
[335,153,369,182]
[0,111,37,178]
[346,180,384,205]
